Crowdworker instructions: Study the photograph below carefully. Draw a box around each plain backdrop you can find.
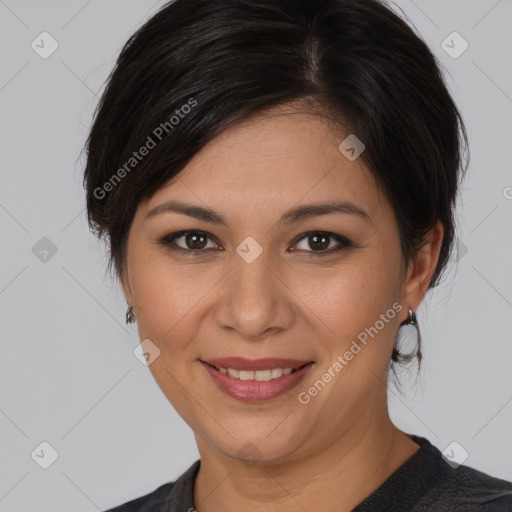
[1,0,511,510]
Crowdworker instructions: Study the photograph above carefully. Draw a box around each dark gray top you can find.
[104,435,512,511]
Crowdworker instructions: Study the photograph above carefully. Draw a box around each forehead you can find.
[142,107,387,226]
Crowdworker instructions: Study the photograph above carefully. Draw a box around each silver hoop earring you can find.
[126,304,136,324]
[393,307,422,364]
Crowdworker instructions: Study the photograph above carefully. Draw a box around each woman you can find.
[83,0,512,510]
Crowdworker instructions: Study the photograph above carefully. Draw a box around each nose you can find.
[213,247,295,341]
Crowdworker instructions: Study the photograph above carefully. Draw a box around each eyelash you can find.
[156,230,352,258]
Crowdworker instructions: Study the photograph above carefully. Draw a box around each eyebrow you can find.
[145,199,372,227]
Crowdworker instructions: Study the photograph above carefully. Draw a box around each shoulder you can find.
[418,461,512,511]
[102,459,201,512]
[103,481,176,512]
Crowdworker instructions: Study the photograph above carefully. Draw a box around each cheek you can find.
[320,251,396,309]
[128,249,209,346]
[309,252,401,354]
[129,234,401,348]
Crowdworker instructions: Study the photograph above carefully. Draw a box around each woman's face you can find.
[121,106,438,464]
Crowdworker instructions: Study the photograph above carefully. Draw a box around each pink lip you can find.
[201,360,314,402]
[202,357,312,371]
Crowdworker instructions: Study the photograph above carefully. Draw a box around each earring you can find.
[403,307,417,326]
[393,307,422,364]
[125,304,136,324]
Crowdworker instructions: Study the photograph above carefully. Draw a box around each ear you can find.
[399,220,444,313]
[120,266,133,305]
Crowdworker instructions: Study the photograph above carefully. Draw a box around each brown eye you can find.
[306,233,330,251]
[157,230,351,257]
[182,232,209,250]
[292,231,351,256]
[158,230,219,254]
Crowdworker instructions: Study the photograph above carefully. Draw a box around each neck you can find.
[193,395,420,512]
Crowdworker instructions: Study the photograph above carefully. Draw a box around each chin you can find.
[199,426,306,466]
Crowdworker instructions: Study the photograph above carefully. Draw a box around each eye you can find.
[156,230,352,257]
[290,231,352,257]
[157,230,221,255]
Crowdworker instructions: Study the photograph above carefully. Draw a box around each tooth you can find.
[254,369,272,381]
[221,367,298,380]
[227,368,240,378]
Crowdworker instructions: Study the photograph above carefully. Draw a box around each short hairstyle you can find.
[82,0,469,373]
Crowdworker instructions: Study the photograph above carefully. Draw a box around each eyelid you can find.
[158,230,220,252]
[157,229,352,256]
[292,231,351,253]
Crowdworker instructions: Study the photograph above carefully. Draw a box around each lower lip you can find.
[201,361,314,402]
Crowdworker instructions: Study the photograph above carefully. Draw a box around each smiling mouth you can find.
[200,358,315,402]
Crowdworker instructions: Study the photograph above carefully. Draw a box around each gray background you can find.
[1,0,511,510]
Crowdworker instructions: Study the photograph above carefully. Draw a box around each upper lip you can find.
[201,357,313,371]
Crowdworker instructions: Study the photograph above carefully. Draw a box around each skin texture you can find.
[120,104,444,512]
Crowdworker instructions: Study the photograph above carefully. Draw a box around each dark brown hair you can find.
[82,0,469,377]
